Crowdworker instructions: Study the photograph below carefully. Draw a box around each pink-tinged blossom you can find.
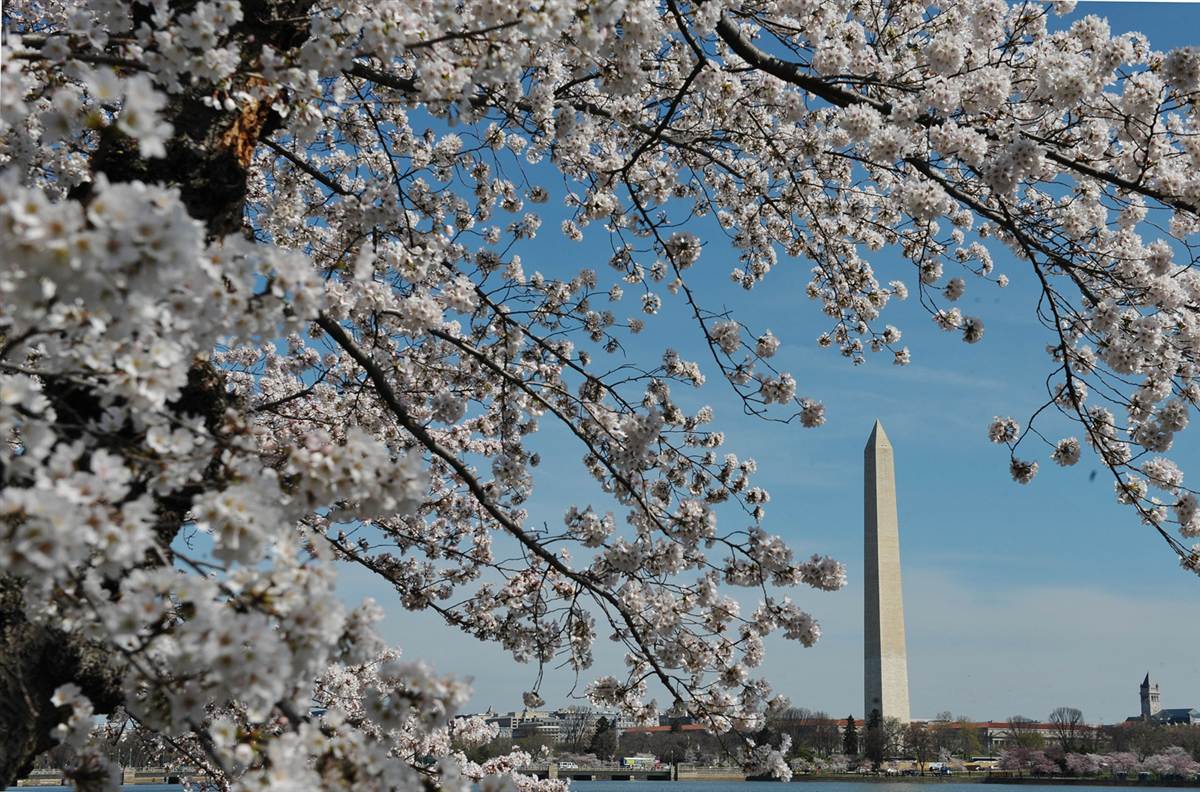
[756,331,780,358]
[989,417,1020,444]
[1010,458,1039,484]
[1052,438,1082,466]
[800,399,826,428]
[1164,48,1200,93]
[944,278,966,301]
[1142,748,1200,777]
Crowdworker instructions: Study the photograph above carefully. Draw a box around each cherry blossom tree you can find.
[1031,750,1062,776]
[1064,752,1103,776]
[1108,751,1142,774]
[2,0,1200,788]
[999,746,1062,777]
[1142,747,1200,778]
[998,746,1032,774]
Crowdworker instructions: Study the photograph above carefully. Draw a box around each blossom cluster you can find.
[3,0,1200,787]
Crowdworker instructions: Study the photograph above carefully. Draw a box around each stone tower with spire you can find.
[1141,673,1162,720]
[864,421,911,724]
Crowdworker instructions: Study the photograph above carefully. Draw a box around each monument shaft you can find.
[864,421,911,723]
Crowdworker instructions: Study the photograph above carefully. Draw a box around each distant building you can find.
[479,708,550,739]
[973,721,1103,753]
[513,711,562,741]
[1155,708,1200,725]
[621,723,708,736]
[1141,673,1162,719]
[475,706,634,743]
[1129,673,1199,725]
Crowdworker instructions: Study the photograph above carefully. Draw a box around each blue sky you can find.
[342,2,1200,727]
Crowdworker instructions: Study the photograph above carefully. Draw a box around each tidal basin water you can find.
[5,782,1188,792]
[565,784,1169,792]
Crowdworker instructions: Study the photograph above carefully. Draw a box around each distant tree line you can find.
[456,704,1200,774]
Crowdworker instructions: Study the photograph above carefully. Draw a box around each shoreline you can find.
[790,777,984,784]
[980,780,1200,788]
[782,777,1200,788]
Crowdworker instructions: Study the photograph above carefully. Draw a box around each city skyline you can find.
[461,669,1187,728]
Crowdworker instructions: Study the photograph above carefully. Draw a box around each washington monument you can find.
[864,421,911,723]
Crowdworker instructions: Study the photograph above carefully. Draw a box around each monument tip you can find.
[867,419,890,447]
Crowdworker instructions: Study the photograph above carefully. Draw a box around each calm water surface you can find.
[572,784,1155,792]
[4,783,1172,792]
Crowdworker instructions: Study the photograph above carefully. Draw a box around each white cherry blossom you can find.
[3,0,1200,786]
